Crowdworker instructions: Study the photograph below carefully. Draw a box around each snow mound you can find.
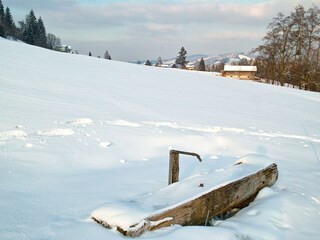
[235,154,274,166]
[99,141,111,148]
[0,130,27,140]
[107,119,142,127]
[67,118,93,126]
[36,128,75,136]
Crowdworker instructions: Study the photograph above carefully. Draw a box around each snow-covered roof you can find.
[160,64,171,68]
[60,44,72,50]
[224,65,257,72]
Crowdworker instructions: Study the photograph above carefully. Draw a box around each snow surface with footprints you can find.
[1,38,320,240]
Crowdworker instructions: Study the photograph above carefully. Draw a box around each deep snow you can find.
[0,38,320,240]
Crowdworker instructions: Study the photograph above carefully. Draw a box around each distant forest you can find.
[0,0,62,51]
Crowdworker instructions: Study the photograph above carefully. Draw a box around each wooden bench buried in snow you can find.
[91,155,278,237]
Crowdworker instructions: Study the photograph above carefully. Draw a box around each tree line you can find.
[0,0,62,51]
[253,4,320,92]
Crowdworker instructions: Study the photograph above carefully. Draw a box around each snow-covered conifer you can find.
[175,47,188,69]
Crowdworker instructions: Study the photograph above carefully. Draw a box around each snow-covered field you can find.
[1,38,320,240]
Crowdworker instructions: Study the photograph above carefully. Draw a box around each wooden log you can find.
[92,163,278,237]
[148,163,278,231]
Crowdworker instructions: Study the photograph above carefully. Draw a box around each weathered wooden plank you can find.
[92,163,278,237]
[149,163,278,229]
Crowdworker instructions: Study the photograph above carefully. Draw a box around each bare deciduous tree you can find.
[253,4,320,91]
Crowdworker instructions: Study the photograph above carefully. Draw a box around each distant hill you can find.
[137,52,253,66]
[199,52,253,66]
[163,54,209,65]
[168,52,253,66]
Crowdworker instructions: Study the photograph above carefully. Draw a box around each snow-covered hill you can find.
[162,54,210,65]
[1,38,320,240]
[199,52,252,66]
[162,52,252,67]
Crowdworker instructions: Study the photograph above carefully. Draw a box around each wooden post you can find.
[168,150,202,185]
[168,150,179,184]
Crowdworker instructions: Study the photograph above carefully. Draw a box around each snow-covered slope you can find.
[1,38,320,240]
[163,52,252,67]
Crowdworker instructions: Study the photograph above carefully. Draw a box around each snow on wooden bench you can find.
[91,153,278,237]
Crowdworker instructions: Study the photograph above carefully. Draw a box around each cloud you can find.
[11,0,310,36]
[8,0,77,11]
[203,31,264,41]
[31,1,270,28]
[7,0,318,60]
[10,0,317,32]
[33,0,272,46]
[106,1,268,25]
[144,23,178,33]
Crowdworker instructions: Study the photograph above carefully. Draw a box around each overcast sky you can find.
[6,0,318,61]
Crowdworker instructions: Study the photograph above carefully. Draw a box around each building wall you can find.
[222,71,256,80]
[186,66,195,71]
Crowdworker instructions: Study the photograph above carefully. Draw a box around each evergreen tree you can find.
[89,52,92,56]
[0,0,4,20]
[104,50,111,60]
[35,17,47,48]
[198,57,206,71]
[155,56,163,67]
[145,60,152,66]
[172,63,178,68]
[0,23,4,37]
[0,2,60,49]
[23,9,38,45]
[0,0,4,37]
[4,7,16,38]
[16,20,26,40]
[175,46,188,69]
